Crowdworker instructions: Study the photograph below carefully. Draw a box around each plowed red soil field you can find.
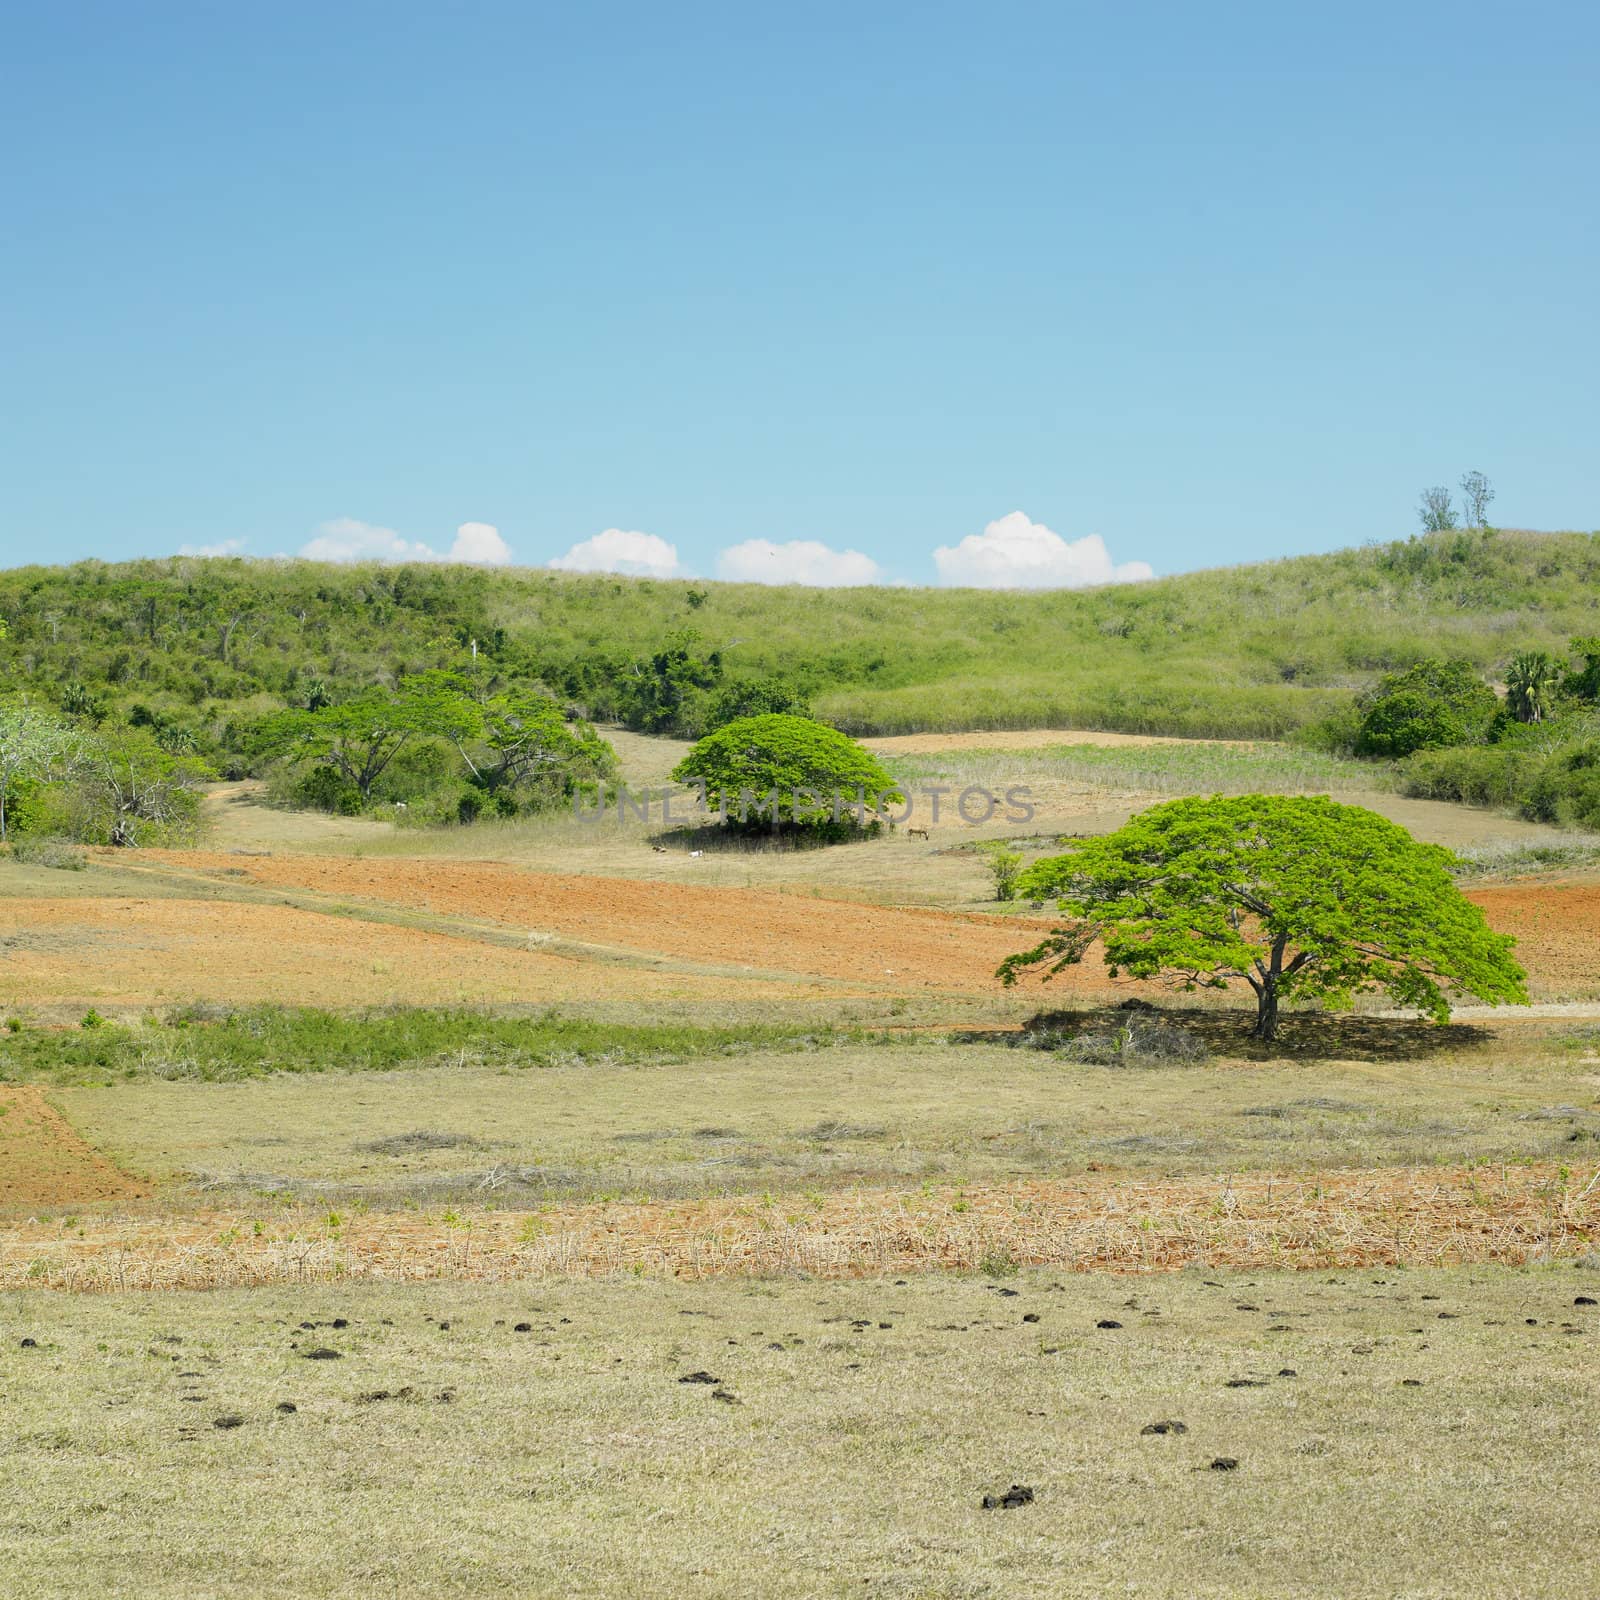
[0,896,834,1011]
[144,852,1064,992]
[0,1085,148,1208]
[143,852,1600,999]
[1463,882,1600,994]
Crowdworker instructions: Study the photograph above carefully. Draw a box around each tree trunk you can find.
[1250,981,1279,1042]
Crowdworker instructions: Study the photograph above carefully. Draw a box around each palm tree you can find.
[1505,651,1561,724]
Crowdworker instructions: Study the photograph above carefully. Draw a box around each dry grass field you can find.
[3,731,1600,1596]
[5,1267,1599,1599]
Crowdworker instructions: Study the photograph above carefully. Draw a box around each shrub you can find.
[1354,658,1499,758]
[703,676,811,732]
[10,836,87,871]
[672,713,902,837]
[1400,745,1528,810]
[986,846,1024,901]
[290,764,364,815]
[1525,742,1600,829]
[1060,1018,1209,1066]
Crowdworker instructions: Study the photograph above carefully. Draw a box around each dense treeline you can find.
[3,527,1598,752]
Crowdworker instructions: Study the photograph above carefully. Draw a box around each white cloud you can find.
[446,521,512,563]
[716,538,883,587]
[549,528,682,578]
[178,537,248,558]
[299,518,512,565]
[932,511,1154,589]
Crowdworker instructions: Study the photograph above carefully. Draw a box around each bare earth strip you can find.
[0,1085,149,1208]
[0,896,832,1012]
[4,1163,1593,1291]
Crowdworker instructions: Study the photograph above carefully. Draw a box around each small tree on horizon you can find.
[1418,486,1459,532]
[1459,470,1495,530]
[998,795,1526,1042]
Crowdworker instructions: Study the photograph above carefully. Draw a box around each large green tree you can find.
[672,713,901,835]
[999,795,1526,1041]
[253,692,427,803]
[404,672,615,801]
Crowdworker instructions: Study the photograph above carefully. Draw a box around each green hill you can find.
[2,527,1597,758]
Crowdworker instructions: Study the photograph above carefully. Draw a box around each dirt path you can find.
[4,1161,1594,1287]
[0,1085,149,1208]
[199,781,395,850]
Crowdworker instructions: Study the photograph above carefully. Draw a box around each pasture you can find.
[3,730,1599,1597]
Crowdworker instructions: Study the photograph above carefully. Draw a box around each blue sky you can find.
[2,1,1595,585]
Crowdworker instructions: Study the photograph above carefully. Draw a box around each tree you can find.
[253,693,424,803]
[672,713,902,835]
[999,795,1526,1041]
[1505,651,1561,724]
[0,704,77,842]
[471,691,614,801]
[1459,471,1495,530]
[405,672,615,802]
[623,630,724,736]
[1418,487,1458,532]
[76,728,206,847]
[1354,658,1498,757]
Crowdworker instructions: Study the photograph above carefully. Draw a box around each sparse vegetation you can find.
[5,1267,1598,1599]
[7,836,87,871]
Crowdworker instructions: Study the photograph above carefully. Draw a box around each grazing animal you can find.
[907,826,929,840]
[689,850,703,858]
[651,844,667,853]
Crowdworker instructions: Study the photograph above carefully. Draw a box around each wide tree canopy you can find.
[999,795,1526,1040]
[672,713,901,834]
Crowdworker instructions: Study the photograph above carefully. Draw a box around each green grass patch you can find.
[887,739,1382,797]
[0,1006,846,1086]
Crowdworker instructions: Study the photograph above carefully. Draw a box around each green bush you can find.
[703,675,811,732]
[672,713,902,837]
[1400,745,1528,810]
[1354,659,1499,758]
[1399,722,1600,832]
[1525,743,1600,829]
[290,764,365,814]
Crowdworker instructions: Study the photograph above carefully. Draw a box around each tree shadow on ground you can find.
[958,1003,1494,1064]
[647,822,880,854]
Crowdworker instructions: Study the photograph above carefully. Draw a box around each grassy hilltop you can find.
[2,526,1597,747]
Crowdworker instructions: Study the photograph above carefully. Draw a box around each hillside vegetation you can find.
[3,527,1597,752]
